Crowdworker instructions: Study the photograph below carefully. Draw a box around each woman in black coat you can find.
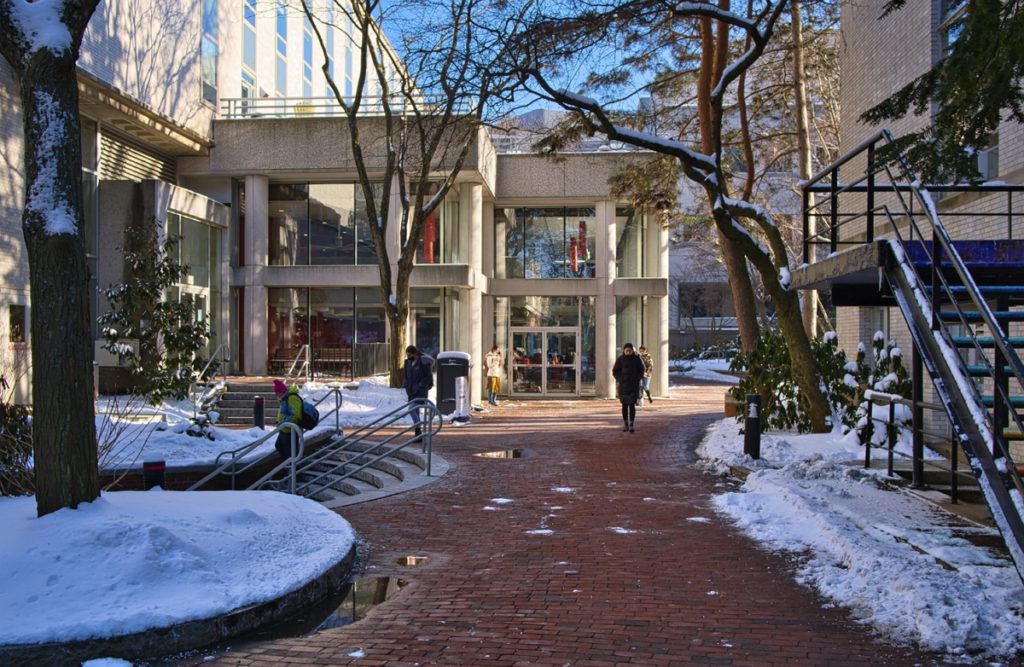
[612,342,646,432]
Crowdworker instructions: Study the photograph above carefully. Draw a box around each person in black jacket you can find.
[612,342,645,432]
[403,345,434,440]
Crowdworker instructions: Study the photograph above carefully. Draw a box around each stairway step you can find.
[926,285,1024,296]
[981,395,1024,407]
[939,310,1024,323]
[951,336,1024,348]
[965,364,1017,377]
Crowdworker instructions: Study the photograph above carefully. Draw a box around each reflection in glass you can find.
[615,207,645,278]
[496,207,596,279]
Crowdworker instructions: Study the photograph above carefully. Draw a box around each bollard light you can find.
[254,395,265,428]
[743,394,761,460]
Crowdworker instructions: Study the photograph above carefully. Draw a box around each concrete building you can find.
[0,0,669,404]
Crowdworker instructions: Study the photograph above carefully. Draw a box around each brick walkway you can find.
[199,382,951,666]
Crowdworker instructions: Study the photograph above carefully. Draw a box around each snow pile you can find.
[0,490,354,645]
[701,419,1024,660]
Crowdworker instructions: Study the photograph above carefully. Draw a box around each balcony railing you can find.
[220,95,470,119]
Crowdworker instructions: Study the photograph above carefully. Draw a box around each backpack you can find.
[299,399,320,430]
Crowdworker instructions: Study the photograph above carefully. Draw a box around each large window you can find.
[275,0,287,95]
[201,0,218,104]
[269,287,387,377]
[269,182,382,266]
[615,207,645,277]
[409,287,463,359]
[495,207,596,279]
[411,184,460,264]
[302,14,314,98]
[167,212,223,345]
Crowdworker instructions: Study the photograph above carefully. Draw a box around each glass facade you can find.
[411,184,460,264]
[268,287,386,377]
[615,207,645,277]
[409,287,462,359]
[167,212,222,348]
[495,207,596,279]
[201,0,218,104]
[269,182,382,265]
[494,296,596,396]
[275,0,287,95]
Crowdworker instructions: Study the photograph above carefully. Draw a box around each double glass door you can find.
[510,328,579,396]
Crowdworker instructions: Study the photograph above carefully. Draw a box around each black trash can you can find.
[436,351,471,416]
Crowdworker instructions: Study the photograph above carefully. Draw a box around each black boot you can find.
[623,422,630,432]
[629,421,635,432]
[646,391,653,404]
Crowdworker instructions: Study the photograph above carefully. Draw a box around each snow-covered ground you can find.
[701,418,1024,661]
[3,365,1023,663]
[96,375,431,470]
[671,357,740,384]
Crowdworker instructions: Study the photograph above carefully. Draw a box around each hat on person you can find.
[273,379,287,395]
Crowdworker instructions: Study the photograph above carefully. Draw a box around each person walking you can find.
[637,345,654,405]
[484,345,503,406]
[612,342,645,432]
[403,345,435,441]
[273,379,304,460]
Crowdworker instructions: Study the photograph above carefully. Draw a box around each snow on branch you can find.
[673,2,756,33]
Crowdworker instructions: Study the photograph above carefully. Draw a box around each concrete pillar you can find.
[596,200,617,398]
[461,183,484,403]
[653,215,669,396]
[243,175,268,374]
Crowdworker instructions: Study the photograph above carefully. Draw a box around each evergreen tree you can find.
[861,0,1024,182]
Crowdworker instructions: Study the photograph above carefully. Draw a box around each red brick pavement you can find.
[197,383,955,666]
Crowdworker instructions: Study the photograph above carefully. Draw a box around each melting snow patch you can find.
[490,498,514,504]
[687,517,712,523]
[643,497,657,502]
[525,529,554,535]
[348,648,366,658]
[707,590,719,596]
[609,527,638,534]
[482,506,498,511]
[551,487,576,494]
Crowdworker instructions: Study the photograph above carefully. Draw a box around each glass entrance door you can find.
[510,328,579,396]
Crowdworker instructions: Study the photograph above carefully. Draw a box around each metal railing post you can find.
[887,401,896,477]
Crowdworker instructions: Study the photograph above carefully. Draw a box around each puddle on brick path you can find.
[154,576,407,663]
[474,449,533,459]
[397,555,430,566]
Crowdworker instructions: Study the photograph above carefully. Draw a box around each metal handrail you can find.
[190,343,230,418]
[284,344,311,384]
[288,398,441,499]
[186,422,303,492]
[187,387,344,493]
[860,389,976,503]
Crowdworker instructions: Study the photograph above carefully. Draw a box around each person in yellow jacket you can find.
[273,379,304,460]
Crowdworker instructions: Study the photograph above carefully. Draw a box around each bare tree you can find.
[300,0,527,387]
[0,0,101,515]
[518,0,834,430]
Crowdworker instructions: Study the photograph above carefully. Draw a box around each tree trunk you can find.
[717,229,760,352]
[19,49,99,516]
[790,0,818,338]
[772,283,830,431]
[389,313,408,391]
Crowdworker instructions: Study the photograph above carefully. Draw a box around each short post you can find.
[143,458,166,490]
[254,395,264,428]
[743,394,761,460]
[887,400,897,477]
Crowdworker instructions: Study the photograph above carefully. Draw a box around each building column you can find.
[596,200,616,398]
[460,182,484,403]
[651,215,669,396]
[243,175,268,375]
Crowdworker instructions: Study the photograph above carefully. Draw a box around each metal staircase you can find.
[796,129,1024,581]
